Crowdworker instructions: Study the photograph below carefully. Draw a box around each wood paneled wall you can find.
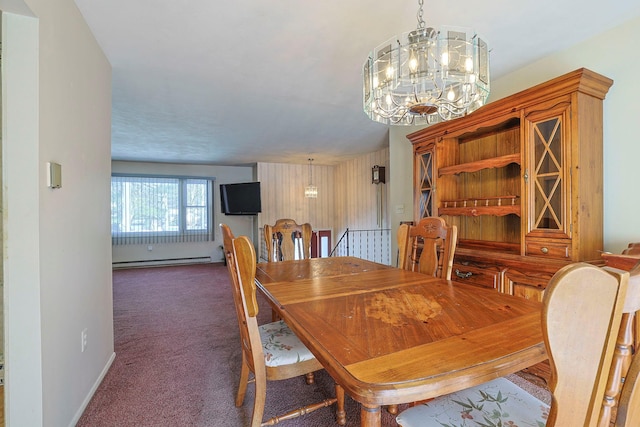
[257,148,389,258]
[257,162,336,231]
[333,149,389,238]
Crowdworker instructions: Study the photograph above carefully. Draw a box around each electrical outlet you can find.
[81,328,88,353]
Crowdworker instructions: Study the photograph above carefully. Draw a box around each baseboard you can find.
[68,351,116,427]
[113,256,212,269]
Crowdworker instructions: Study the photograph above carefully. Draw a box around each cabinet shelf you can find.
[439,153,521,176]
[439,205,521,217]
[440,196,520,217]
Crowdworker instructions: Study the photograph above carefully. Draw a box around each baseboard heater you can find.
[113,256,213,269]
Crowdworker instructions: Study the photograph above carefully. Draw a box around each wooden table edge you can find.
[337,344,548,406]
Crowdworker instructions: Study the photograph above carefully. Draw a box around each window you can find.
[111,175,213,245]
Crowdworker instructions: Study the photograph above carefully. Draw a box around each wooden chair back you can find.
[221,223,263,377]
[264,218,312,262]
[543,263,629,426]
[622,242,640,255]
[397,217,457,280]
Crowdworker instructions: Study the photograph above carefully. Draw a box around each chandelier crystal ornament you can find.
[363,0,490,125]
[305,158,318,198]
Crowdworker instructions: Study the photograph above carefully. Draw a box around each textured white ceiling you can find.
[74,0,640,165]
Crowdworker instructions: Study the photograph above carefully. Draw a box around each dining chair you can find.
[397,217,457,280]
[220,224,345,427]
[396,262,629,427]
[599,248,640,426]
[263,218,314,323]
[264,218,312,262]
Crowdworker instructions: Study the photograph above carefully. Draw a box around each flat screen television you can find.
[219,181,262,215]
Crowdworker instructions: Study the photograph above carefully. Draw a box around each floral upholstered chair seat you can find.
[396,377,549,427]
[259,320,316,367]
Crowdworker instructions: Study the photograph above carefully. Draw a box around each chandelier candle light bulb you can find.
[363,0,490,125]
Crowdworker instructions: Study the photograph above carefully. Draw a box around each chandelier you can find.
[305,158,318,198]
[363,0,490,125]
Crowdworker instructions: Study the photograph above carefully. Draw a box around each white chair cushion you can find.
[396,377,550,427]
[259,320,316,367]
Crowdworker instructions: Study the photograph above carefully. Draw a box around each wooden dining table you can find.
[255,256,547,427]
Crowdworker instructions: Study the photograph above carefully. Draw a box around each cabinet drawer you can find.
[503,268,553,302]
[452,262,500,289]
[512,284,545,302]
[525,241,571,259]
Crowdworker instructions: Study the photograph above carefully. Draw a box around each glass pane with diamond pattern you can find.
[533,117,563,230]
[418,151,434,218]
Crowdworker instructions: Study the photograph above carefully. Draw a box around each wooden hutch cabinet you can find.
[407,68,613,301]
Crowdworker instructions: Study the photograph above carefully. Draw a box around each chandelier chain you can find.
[416,0,425,29]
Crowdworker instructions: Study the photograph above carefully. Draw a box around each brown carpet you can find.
[76,263,406,426]
[77,263,550,427]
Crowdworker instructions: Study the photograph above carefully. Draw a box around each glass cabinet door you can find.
[526,105,570,238]
[416,148,434,219]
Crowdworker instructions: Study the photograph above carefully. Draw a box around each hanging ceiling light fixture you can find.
[363,0,490,125]
[305,158,318,198]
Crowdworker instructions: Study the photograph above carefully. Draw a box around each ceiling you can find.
[74,0,640,166]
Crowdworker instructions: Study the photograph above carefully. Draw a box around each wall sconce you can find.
[372,165,386,184]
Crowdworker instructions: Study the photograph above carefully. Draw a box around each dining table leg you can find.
[360,404,381,427]
[336,384,346,425]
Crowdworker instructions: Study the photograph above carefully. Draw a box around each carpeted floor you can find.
[77,263,404,426]
[77,263,550,427]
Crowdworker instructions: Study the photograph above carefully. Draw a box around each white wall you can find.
[388,126,422,261]
[111,161,255,264]
[2,9,42,427]
[3,0,113,426]
[389,14,640,255]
